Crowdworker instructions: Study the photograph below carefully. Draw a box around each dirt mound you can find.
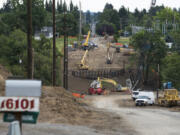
[39,87,125,132]
[39,86,101,125]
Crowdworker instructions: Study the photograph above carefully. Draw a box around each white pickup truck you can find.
[132,91,155,106]
[135,95,154,106]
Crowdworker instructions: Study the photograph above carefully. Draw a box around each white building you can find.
[34,27,53,40]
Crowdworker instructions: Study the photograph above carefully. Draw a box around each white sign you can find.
[0,97,39,112]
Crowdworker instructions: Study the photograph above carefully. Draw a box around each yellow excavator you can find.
[78,31,91,70]
[89,77,129,94]
[82,31,91,50]
[106,42,114,64]
[78,49,89,70]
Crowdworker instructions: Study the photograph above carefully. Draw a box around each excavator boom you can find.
[79,50,89,70]
[79,31,91,70]
[83,31,91,47]
[98,77,117,87]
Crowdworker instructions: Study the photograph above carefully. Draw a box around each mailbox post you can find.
[0,80,42,134]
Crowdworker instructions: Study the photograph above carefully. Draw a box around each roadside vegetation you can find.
[0,0,86,85]
[95,3,180,89]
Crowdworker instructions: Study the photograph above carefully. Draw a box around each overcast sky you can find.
[0,0,180,12]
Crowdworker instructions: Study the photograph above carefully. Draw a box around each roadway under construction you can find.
[68,35,132,91]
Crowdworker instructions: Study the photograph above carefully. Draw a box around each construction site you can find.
[1,31,180,135]
[0,0,180,135]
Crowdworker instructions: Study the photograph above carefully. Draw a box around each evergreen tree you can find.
[63,1,67,12]
[57,0,63,13]
[70,0,74,12]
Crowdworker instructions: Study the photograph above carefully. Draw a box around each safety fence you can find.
[71,69,125,79]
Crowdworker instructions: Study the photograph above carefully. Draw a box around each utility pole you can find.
[156,64,160,100]
[63,1,68,90]
[27,0,33,79]
[78,1,82,45]
[52,0,56,86]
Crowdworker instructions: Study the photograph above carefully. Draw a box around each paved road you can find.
[92,95,180,135]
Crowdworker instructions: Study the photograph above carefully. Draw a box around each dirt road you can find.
[0,121,106,135]
[92,95,180,135]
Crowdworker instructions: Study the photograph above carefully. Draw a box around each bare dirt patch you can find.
[39,86,127,134]
[68,37,131,71]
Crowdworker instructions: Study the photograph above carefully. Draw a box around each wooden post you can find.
[32,48,34,79]
[52,0,56,86]
[63,2,68,90]
[15,113,22,134]
[156,64,160,100]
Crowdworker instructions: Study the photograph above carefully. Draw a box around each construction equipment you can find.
[82,31,91,50]
[151,0,156,7]
[78,49,89,70]
[106,42,114,64]
[158,89,180,106]
[88,77,128,95]
[78,30,91,70]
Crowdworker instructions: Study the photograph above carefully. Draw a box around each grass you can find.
[56,36,78,53]
[118,36,130,45]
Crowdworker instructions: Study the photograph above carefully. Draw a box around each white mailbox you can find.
[5,80,42,97]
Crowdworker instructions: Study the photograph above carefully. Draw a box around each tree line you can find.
[96,3,180,36]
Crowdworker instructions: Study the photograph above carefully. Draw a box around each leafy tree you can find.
[156,8,180,23]
[162,53,180,89]
[56,13,78,36]
[82,24,90,35]
[104,3,113,10]
[169,31,180,53]
[0,29,27,75]
[149,5,165,16]
[96,22,116,35]
[96,3,119,35]
[2,0,12,12]
[119,6,129,30]
[46,0,53,12]
[1,0,47,33]
[0,20,10,35]
[133,8,145,24]
[130,30,167,83]
[0,29,61,85]
[86,10,91,24]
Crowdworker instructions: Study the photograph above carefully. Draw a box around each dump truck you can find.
[158,89,180,106]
